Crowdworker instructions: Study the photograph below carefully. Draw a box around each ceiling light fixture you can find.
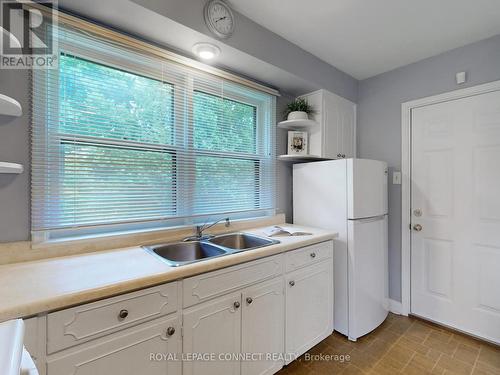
[192,43,221,60]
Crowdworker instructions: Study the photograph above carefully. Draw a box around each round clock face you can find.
[204,0,235,39]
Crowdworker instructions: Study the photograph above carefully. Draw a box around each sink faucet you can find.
[184,217,230,241]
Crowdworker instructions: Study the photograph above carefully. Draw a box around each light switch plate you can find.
[393,171,401,185]
[456,71,466,84]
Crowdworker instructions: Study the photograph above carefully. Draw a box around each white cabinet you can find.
[183,277,284,375]
[299,89,356,159]
[47,314,181,375]
[24,240,334,375]
[182,292,242,375]
[285,260,333,362]
[241,278,284,375]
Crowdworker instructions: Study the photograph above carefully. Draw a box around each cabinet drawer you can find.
[183,254,283,308]
[47,282,178,354]
[285,241,333,273]
[47,314,181,375]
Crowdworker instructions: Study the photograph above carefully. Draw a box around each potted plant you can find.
[284,98,314,121]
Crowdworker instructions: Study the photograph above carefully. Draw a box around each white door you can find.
[285,260,333,363]
[241,278,284,375]
[348,216,389,340]
[183,292,242,375]
[47,316,181,375]
[411,89,500,343]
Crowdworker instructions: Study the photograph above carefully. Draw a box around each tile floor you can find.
[277,313,500,375]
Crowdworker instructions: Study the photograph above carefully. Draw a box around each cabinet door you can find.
[322,91,356,159]
[183,292,242,375]
[339,100,356,158]
[47,315,181,375]
[285,260,333,362]
[322,92,342,159]
[241,277,284,375]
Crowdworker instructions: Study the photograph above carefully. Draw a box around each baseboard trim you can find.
[389,299,406,316]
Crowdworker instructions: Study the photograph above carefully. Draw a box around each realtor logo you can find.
[1,0,58,69]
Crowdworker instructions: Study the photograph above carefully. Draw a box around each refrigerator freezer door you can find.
[293,160,347,230]
[348,215,389,340]
[347,159,388,219]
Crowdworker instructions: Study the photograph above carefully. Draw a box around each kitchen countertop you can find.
[0,224,336,322]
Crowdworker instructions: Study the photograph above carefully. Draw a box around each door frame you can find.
[400,79,500,316]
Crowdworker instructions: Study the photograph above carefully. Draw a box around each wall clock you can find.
[204,0,235,39]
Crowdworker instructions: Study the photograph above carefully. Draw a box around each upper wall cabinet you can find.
[299,89,356,159]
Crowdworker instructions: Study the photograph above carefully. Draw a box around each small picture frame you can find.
[287,131,308,155]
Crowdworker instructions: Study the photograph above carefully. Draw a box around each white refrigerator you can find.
[293,158,389,341]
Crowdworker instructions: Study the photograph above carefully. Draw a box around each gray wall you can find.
[357,34,500,302]
[0,69,31,242]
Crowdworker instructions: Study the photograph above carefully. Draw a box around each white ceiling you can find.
[229,0,500,80]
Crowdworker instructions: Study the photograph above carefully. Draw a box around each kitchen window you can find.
[31,26,276,242]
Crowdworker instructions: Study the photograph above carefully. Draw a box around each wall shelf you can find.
[0,94,22,117]
[0,162,24,174]
[278,154,332,163]
[277,119,317,130]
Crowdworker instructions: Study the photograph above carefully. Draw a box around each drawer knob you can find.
[289,280,295,287]
[233,301,240,309]
[310,252,316,258]
[118,309,129,320]
[246,297,253,304]
[166,327,175,336]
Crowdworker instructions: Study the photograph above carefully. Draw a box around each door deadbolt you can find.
[413,209,422,217]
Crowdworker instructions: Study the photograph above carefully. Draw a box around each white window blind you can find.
[32,26,276,240]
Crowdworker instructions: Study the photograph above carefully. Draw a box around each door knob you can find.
[166,327,175,336]
[289,280,295,287]
[413,224,423,232]
[233,301,240,309]
[246,297,253,304]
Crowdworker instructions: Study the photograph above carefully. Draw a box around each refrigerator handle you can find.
[352,215,386,223]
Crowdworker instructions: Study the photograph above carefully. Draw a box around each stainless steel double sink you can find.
[143,233,280,267]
